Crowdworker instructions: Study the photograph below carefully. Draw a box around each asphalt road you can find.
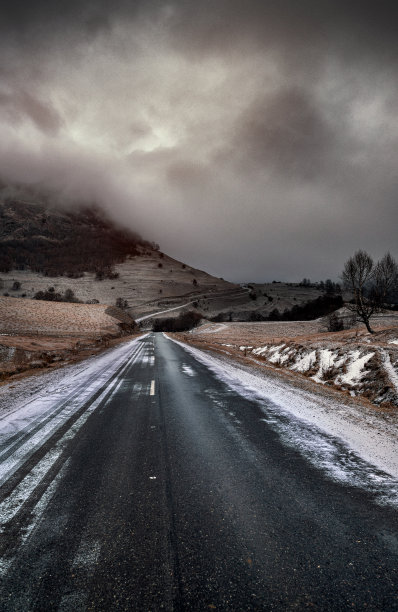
[0,333,397,611]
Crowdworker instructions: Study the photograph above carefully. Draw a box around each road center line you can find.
[150,380,155,396]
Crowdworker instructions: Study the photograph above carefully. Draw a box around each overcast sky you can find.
[0,1,397,282]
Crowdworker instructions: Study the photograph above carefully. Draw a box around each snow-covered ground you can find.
[170,336,398,506]
[238,341,397,406]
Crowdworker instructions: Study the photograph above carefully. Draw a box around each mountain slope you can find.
[0,198,243,320]
[0,198,152,276]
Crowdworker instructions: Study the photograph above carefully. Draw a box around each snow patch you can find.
[312,349,338,383]
[182,364,195,377]
[252,346,268,356]
[381,350,398,393]
[336,351,374,386]
[291,350,317,373]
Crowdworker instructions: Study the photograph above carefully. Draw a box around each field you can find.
[0,297,137,379]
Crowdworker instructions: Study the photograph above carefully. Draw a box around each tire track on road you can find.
[0,339,146,575]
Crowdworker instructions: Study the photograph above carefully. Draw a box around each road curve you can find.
[0,333,397,610]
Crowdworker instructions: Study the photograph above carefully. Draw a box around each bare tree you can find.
[373,252,398,304]
[342,250,398,333]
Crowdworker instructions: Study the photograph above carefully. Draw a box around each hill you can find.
[0,198,244,321]
[0,197,153,276]
[0,198,348,325]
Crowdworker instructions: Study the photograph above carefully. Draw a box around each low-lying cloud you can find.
[0,1,397,281]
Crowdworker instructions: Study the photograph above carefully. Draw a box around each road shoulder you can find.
[169,333,398,480]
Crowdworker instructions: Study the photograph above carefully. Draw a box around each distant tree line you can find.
[34,287,81,303]
[299,278,342,293]
[209,295,344,323]
[256,294,343,321]
[152,311,202,332]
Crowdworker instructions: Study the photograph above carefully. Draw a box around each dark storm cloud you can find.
[0,0,116,34]
[161,0,398,80]
[0,0,396,281]
[2,1,398,56]
[229,87,334,180]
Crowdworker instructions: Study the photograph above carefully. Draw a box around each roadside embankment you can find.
[172,318,398,409]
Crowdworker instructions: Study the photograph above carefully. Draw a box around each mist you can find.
[0,1,397,282]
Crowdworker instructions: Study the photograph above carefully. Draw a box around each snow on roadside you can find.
[311,349,338,383]
[291,350,317,373]
[238,342,397,406]
[381,349,398,394]
[170,336,398,506]
[0,334,147,433]
[335,351,374,386]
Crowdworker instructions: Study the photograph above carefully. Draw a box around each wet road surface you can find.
[0,333,397,610]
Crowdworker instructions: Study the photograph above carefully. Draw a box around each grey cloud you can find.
[166,160,209,189]
[230,87,334,180]
[0,0,396,281]
[2,1,398,61]
[0,89,63,134]
[16,91,63,134]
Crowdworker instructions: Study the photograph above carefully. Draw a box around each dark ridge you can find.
[0,199,157,276]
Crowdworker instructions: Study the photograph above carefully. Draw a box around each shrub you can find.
[116,297,129,309]
[34,287,81,303]
[64,289,79,303]
[249,311,266,321]
[209,312,229,322]
[268,308,281,320]
[265,295,343,321]
[327,312,344,332]
[95,267,118,280]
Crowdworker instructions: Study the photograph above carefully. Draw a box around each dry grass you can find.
[0,296,139,381]
[0,251,238,319]
[190,315,398,346]
[0,297,125,337]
